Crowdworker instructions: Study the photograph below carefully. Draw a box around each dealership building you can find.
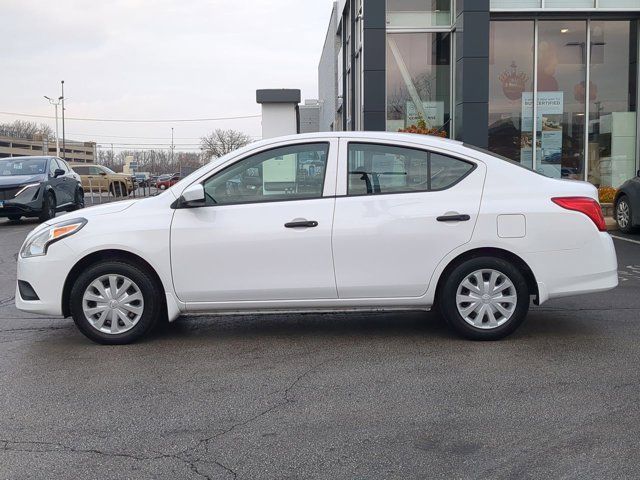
[318,0,640,189]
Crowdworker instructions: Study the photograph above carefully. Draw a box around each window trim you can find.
[344,141,477,197]
[196,142,332,208]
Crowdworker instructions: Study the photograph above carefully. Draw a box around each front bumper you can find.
[15,240,75,316]
[0,187,43,217]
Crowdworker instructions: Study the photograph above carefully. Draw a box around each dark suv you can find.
[0,156,84,222]
[615,170,640,234]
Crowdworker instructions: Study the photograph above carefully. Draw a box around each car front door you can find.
[331,139,486,299]
[47,158,70,205]
[55,158,77,204]
[170,140,338,303]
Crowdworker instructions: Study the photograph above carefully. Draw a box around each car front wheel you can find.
[616,196,636,233]
[39,191,56,222]
[438,256,530,340]
[70,261,162,344]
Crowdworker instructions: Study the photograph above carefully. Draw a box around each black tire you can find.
[615,195,637,234]
[69,188,85,211]
[7,215,22,222]
[70,261,162,345]
[438,256,530,341]
[39,191,56,222]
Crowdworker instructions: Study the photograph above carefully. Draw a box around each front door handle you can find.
[437,214,470,222]
[285,220,318,228]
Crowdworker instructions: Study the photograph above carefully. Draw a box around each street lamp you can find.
[44,95,63,157]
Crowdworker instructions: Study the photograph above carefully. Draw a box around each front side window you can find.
[348,143,474,195]
[203,143,329,206]
[89,166,103,175]
[49,159,59,176]
[73,166,89,175]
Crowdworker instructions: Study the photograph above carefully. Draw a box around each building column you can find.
[362,0,386,131]
[454,0,490,147]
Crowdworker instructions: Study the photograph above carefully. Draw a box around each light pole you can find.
[44,95,63,157]
[61,80,66,160]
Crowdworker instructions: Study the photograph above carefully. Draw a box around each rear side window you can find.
[347,143,474,195]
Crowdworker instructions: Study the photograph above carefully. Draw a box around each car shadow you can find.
[0,218,43,228]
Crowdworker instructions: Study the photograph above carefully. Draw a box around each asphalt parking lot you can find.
[1,218,639,480]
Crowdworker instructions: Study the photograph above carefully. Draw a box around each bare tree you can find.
[0,120,54,140]
[200,129,252,160]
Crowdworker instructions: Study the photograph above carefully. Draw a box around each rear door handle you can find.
[285,220,318,228]
[437,214,470,222]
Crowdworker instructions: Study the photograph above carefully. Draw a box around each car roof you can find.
[251,131,463,148]
[1,156,54,161]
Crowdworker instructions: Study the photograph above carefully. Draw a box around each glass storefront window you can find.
[386,32,451,134]
[544,0,594,7]
[536,21,587,179]
[386,0,451,29]
[491,0,541,8]
[488,21,535,165]
[587,21,637,188]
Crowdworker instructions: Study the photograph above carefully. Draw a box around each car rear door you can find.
[56,159,77,204]
[331,138,486,299]
[170,139,339,304]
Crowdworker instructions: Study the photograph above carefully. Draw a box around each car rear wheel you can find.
[39,192,56,222]
[7,215,21,222]
[69,188,85,211]
[616,196,637,233]
[438,256,530,340]
[70,261,162,344]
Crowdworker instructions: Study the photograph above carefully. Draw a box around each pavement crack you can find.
[1,439,168,462]
[175,357,335,479]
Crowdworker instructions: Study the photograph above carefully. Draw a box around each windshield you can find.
[0,158,47,176]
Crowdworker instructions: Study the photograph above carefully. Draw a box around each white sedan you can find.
[15,132,618,344]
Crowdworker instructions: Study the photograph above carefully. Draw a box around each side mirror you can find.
[54,168,65,178]
[99,172,107,176]
[637,169,640,178]
[178,183,205,208]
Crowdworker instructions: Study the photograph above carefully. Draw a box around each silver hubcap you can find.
[82,274,144,334]
[456,269,517,329]
[617,201,630,229]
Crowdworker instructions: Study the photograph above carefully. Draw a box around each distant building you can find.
[318,1,340,131]
[0,134,96,163]
[299,99,320,134]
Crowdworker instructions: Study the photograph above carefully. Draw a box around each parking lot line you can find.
[611,235,640,245]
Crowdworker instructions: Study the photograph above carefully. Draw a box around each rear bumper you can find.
[527,232,618,304]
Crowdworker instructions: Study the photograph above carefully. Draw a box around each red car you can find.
[156,174,180,190]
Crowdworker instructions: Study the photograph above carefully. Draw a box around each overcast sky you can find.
[1,0,335,152]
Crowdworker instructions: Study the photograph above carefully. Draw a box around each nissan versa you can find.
[0,156,84,222]
[15,133,618,344]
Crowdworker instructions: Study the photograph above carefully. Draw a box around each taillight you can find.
[551,197,606,232]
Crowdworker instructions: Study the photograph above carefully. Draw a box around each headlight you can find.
[20,218,87,258]
[15,183,40,197]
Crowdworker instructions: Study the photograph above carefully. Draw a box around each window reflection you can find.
[386,32,451,135]
[488,21,535,165]
[587,21,637,188]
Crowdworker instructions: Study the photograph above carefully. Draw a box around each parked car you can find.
[69,163,134,197]
[133,172,151,188]
[0,156,84,222]
[614,170,640,233]
[156,173,180,190]
[15,132,618,345]
[150,174,169,188]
